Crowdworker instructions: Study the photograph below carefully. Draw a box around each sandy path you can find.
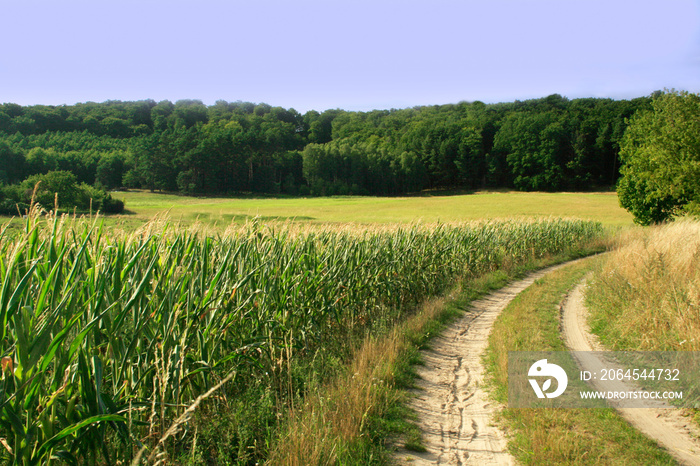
[561,280,700,465]
[394,265,567,465]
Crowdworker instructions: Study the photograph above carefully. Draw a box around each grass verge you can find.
[585,220,700,429]
[484,256,676,465]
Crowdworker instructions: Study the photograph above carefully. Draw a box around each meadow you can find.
[0,200,605,465]
[110,190,633,228]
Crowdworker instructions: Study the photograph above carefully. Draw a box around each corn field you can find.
[0,210,604,465]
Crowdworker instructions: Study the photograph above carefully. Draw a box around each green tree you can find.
[617,90,700,225]
[493,111,569,191]
[100,116,132,138]
[0,141,25,184]
[95,151,126,189]
[174,100,208,128]
[25,147,59,174]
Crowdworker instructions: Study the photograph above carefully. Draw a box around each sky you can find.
[1,0,699,113]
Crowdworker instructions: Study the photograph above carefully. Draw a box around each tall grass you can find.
[586,220,700,351]
[586,220,700,431]
[0,205,604,465]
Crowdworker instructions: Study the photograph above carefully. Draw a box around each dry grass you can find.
[586,220,700,430]
[587,220,700,351]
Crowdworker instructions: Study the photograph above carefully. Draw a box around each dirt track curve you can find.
[561,279,700,466]
[394,264,569,465]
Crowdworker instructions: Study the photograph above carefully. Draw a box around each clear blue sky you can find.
[1,0,699,112]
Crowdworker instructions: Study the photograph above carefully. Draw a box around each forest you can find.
[0,94,651,207]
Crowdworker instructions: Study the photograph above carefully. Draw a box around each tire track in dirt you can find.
[561,280,700,465]
[394,264,568,465]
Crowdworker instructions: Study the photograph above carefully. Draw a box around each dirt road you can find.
[561,280,700,465]
[394,265,567,465]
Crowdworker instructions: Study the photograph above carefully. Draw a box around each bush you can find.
[78,182,125,213]
[0,171,125,215]
[0,199,30,216]
[100,195,125,213]
[22,170,79,209]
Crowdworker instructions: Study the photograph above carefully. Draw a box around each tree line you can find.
[0,95,651,205]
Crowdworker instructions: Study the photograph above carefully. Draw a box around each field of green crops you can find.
[0,206,605,465]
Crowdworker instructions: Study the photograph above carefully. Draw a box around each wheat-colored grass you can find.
[587,220,700,351]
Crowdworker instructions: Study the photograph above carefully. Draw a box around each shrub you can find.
[0,171,125,215]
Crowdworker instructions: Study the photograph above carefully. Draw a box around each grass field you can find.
[110,190,633,228]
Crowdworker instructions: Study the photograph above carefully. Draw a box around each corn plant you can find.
[0,208,604,464]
